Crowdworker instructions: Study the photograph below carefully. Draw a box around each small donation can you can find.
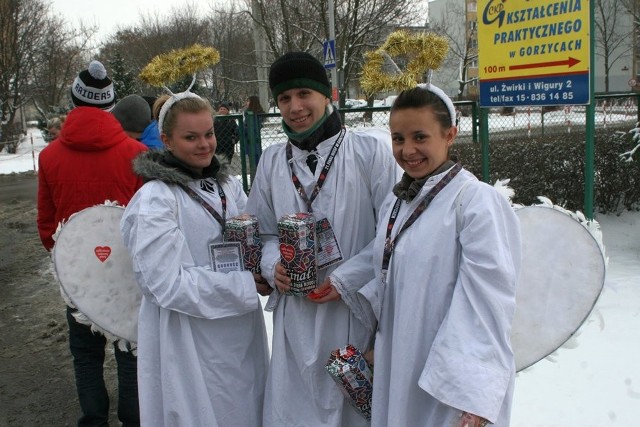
[325,344,373,420]
[224,214,262,274]
[277,213,317,296]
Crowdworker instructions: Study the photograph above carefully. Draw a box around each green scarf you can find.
[282,106,343,151]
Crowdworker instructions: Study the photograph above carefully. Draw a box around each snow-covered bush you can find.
[452,124,640,214]
[620,126,640,162]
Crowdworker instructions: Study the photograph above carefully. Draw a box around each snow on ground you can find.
[0,129,45,174]
[511,211,640,426]
[3,127,639,425]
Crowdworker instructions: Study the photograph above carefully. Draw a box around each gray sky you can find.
[50,0,205,44]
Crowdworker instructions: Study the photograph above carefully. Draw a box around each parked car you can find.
[371,96,397,107]
[382,95,397,106]
[344,99,367,109]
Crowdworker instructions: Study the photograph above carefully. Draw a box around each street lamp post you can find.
[251,0,270,111]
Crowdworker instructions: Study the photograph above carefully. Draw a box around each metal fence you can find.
[215,93,640,193]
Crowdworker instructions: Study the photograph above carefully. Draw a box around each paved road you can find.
[0,173,37,204]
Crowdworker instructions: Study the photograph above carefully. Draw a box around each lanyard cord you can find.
[285,129,346,213]
[177,180,227,231]
[381,163,462,275]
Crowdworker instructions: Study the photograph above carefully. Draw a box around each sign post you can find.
[323,38,338,103]
[325,0,339,103]
[584,0,595,218]
[477,0,594,217]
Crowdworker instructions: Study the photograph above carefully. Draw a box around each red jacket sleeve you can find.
[36,157,56,251]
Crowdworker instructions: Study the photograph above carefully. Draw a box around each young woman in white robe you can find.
[121,94,270,427]
[360,85,521,427]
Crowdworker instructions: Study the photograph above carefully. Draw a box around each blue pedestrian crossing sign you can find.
[323,40,336,69]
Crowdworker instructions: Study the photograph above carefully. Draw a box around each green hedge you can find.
[451,124,640,214]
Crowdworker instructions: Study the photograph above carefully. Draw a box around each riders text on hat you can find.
[70,60,116,110]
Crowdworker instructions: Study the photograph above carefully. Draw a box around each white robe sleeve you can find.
[121,182,259,320]
[330,132,400,329]
[228,176,248,213]
[245,156,281,287]
[419,183,521,423]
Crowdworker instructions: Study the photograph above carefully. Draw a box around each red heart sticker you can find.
[279,243,296,263]
[94,246,112,262]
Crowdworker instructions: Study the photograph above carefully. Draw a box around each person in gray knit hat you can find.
[112,95,152,140]
[245,51,401,426]
[112,94,164,150]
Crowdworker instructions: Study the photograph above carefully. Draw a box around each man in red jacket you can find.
[37,60,147,427]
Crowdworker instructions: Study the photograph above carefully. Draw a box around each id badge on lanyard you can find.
[209,241,244,273]
[315,217,343,270]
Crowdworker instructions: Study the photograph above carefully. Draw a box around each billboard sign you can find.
[478,0,590,107]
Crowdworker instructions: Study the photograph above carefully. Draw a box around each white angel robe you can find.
[245,127,400,426]
[360,168,521,427]
[121,177,269,427]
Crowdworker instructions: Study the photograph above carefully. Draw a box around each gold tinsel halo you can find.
[139,44,221,87]
[360,30,449,95]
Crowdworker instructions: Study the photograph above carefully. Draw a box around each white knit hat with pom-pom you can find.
[70,60,116,110]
